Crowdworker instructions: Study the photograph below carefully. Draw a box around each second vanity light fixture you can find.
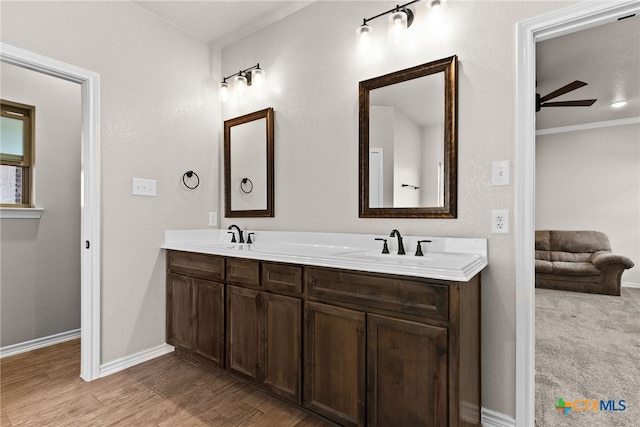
[219,63,266,103]
[356,0,443,54]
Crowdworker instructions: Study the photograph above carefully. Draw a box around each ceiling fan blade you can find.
[539,80,588,102]
[541,99,597,108]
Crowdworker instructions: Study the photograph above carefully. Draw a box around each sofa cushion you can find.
[551,251,592,262]
[535,230,551,251]
[549,230,611,253]
[551,261,600,276]
[535,259,553,274]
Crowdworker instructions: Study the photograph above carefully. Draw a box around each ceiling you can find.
[131,0,314,47]
[536,14,640,130]
[132,1,639,130]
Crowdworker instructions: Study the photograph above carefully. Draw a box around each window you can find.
[1,99,35,207]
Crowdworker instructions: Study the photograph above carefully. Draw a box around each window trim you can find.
[1,99,35,208]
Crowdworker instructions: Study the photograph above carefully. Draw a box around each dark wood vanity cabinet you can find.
[167,250,481,426]
[305,267,481,427]
[166,252,225,367]
[304,302,366,427]
[226,259,303,403]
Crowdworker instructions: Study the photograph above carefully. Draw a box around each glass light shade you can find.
[611,100,627,108]
[356,24,373,56]
[219,81,229,103]
[251,67,265,88]
[388,10,408,44]
[234,74,247,96]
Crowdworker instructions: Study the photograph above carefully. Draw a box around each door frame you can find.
[1,42,101,381]
[515,1,639,425]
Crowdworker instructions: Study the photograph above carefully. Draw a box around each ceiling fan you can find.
[536,80,597,112]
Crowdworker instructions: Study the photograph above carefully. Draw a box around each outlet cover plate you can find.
[491,209,509,234]
[132,178,157,197]
[209,212,218,227]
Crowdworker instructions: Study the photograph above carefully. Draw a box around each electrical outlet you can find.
[208,212,217,227]
[491,209,509,234]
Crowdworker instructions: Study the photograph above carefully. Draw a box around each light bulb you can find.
[251,67,265,88]
[234,74,247,96]
[356,24,373,56]
[219,81,229,103]
[388,10,408,44]
[611,100,627,108]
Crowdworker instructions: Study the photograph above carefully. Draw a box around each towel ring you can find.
[240,177,253,194]
[182,171,200,190]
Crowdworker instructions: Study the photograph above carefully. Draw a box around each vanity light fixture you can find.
[611,100,627,108]
[357,0,426,52]
[218,63,265,103]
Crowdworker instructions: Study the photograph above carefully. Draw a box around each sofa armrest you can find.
[590,251,635,269]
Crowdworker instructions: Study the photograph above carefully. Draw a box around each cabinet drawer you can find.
[262,263,302,295]
[167,251,224,281]
[226,258,260,288]
[306,268,448,322]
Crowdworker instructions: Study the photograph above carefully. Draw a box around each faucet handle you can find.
[375,238,390,254]
[247,232,255,244]
[415,240,432,257]
[227,231,237,243]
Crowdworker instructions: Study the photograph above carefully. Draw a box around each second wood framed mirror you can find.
[359,56,458,218]
[224,107,274,217]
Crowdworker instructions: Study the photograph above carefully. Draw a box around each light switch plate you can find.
[132,178,157,197]
[209,212,218,227]
[491,160,510,186]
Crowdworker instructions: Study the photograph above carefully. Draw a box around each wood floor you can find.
[0,339,332,426]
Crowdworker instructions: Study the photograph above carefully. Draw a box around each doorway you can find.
[515,1,640,425]
[0,43,101,381]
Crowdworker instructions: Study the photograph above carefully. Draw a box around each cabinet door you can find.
[167,273,193,352]
[261,293,301,403]
[226,285,260,382]
[194,279,225,367]
[367,314,448,427]
[304,302,366,427]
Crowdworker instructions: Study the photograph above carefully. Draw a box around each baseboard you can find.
[99,343,175,378]
[481,407,516,427]
[0,329,81,359]
[622,281,640,289]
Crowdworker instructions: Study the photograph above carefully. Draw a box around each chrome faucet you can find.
[389,229,405,255]
[228,224,244,243]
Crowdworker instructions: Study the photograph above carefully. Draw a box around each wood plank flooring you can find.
[0,340,332,426]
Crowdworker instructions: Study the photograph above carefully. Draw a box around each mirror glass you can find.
[359,56,457,218]
[224,107,274,217]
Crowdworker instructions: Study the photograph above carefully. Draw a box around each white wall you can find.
[0,63,81,347]
[393,107,422,207]
[536,124,640,284]
[219,0,578,417]
[1,1,219,363]
[370,105,394,206]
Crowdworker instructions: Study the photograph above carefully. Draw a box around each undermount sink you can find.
[247,242,348,258]
[335,250,484,270]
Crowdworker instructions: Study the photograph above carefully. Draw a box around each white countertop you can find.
[162,229,488,282]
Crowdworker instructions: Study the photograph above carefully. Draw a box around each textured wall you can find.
[1,1,220,362]
[536,124,640,284]
[220,0,576,417]
[0,63,81,347]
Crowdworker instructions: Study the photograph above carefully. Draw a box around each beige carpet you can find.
[535,287,640,426]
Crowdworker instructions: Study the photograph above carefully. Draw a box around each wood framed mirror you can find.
[224,107,274,217]
[359,55,457,218]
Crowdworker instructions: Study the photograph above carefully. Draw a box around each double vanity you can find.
[162,228,486,426]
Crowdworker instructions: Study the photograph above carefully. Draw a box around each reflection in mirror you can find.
[224,107,274,217]
[359,55,457,218]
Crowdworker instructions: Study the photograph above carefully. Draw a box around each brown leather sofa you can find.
[535,230,635,296]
